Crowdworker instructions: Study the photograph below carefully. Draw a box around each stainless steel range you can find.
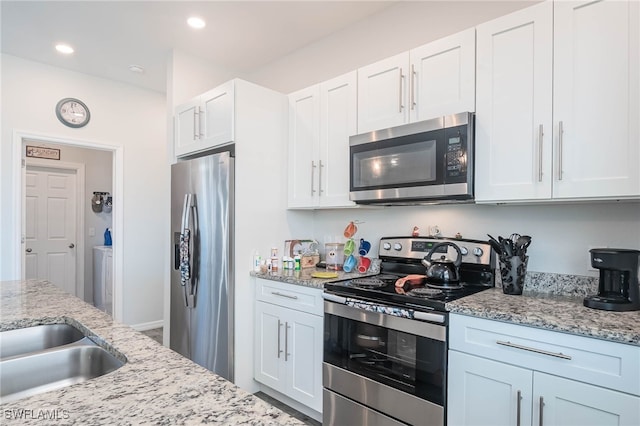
[322,236,495,426]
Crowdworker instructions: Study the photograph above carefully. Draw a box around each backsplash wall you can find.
[301,202,640,277]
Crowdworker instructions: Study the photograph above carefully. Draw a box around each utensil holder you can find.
[500,256,528,295]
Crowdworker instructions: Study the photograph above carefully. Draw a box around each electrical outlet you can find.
[89,227,95,237]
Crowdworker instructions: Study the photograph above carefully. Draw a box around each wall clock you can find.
[55,98,90,128]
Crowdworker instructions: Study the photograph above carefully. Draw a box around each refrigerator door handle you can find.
[179,193,195,307]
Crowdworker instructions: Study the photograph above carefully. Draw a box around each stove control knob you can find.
[459,246,469,256]
[382,242,392,251]
[473,247,484,257]
[393,243,402,251]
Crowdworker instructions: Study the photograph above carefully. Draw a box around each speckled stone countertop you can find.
[447,288,640,346]
[0,280,305,425]
[250,260,381,289]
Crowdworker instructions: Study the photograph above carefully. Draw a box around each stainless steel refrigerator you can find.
[170,149,234,382]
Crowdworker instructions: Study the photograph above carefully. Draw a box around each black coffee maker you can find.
[584,248,640,311]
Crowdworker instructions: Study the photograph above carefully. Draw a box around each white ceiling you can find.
[1,1,398,93]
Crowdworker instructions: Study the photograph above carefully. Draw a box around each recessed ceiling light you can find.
[187,17,206,29]
[55,43,74,55]
[128,64,145,74]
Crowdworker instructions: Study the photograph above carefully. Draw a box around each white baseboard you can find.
[130,320,163,332]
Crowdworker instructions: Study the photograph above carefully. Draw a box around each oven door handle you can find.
[324,299,446,342]
[323,293,347,304]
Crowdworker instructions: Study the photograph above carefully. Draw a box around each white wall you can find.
[1,54,168,327]
[23,141,113,303]
[309,203,640,277]
[246,1,538,93]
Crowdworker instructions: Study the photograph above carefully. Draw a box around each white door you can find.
[552,0,640,199]
[286,309,323,412]
[475,2,553,202]
[357,52,410,133]
[174,99,199,158]
[24,165,77,295]
[201,80,234,149]
[410,28,476,121]
[534,372,640,426]
[318,71,357,208]
[448,351,533,426]
[288,86,320,208]
[254,301,287,392]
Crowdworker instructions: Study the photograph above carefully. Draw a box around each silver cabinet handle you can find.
[557,121,564,180]
[198,106,204,138]
[538,124,544,182]
[68,243,75,249]
[311,161,316,195]
[193,107,199,140]
[516,390,522,426]
[25,248,32,253]
[285,322,291,361]
[496,340,572,360]
[271,291,299,300]
[410,64,416,110]
[319,160,324,195]
[539,396,544,426]
[399,68,405,112]
[277,319,283,359]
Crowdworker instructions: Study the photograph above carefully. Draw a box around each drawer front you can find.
[450,314,640,396]
[255,278,323,316]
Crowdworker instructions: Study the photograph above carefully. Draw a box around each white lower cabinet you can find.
[254,279,323,413]
[448,314,640,426]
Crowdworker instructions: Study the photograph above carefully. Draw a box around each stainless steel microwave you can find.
[349,112,474,205]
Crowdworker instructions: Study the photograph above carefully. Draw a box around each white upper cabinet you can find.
[476,0,640,202]
[552,0,639,199]
[357,53,408,133]
[357,29,476,134]
[288,71,357,209]
[410,28,476,122]
[475,2,553,201]
[174,80,235,158]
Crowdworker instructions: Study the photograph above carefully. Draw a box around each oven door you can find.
[323,300,446,426]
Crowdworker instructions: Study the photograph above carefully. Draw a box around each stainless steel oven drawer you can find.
[323,388,406,426]
[323,363,444,426]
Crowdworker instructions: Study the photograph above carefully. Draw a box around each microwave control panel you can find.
[444,125,468,182]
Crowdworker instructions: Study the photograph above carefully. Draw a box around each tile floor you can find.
[139,328,321,425]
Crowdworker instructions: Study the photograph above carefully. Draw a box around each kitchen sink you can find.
[0,324,85,360]
[0,323,126,403]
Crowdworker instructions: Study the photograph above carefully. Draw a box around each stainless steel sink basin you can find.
[0,323,126,403]
[0,345,124,403]
[0,324,85,360]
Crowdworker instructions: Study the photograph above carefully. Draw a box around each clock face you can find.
[56,98,90,128]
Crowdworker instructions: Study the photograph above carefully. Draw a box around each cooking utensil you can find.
[487,234,502,254]
[421,242,462,285]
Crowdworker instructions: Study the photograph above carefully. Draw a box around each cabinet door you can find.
[475,2,553,202]
[318,71,357,208]
[553,0,640,199]
[200,81,234,149]
[534,372,640,426]
[448,351,533,426]
[288,86,320,208]
[174,100,200,158]
[357,52,409,133]
[254,301,287,392]
[410,28,476,122]
[285,309,323,413]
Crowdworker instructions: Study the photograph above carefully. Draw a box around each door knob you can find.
[25,248,32,253]
[69,243,75,249]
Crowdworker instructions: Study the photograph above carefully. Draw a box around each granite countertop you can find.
[250,261,381,289]
[447,288,640,346]
[0,280,305,425]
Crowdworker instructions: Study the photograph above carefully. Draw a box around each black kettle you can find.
[421,242,462,285]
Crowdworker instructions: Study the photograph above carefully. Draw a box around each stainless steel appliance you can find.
[584,248,640,311]
[170,149,234,381]
[349,112,474,205]
[323,236,494,426]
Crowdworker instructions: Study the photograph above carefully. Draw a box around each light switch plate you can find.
[89,227,95,237]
